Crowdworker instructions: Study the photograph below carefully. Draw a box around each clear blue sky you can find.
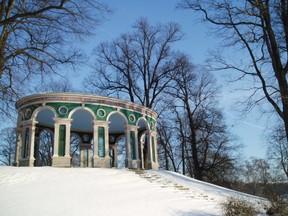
[73,0,267,159]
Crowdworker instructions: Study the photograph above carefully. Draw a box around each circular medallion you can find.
[82,134,89,142]
[58,106,68,115]
[97,109,106,118]
[129,114,136,123]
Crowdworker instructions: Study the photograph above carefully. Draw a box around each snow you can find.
[0,167,267,216]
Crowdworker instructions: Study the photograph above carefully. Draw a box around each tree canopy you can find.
[0,0,110,119]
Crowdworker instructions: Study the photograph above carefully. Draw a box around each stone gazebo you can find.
[15,92,159,169]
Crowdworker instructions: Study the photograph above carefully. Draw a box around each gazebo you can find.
[14,92,159,169]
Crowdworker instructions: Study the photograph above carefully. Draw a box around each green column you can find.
[98,127,105,157]
[58,125,66,156]
[130,131,136,160]
[152,136,156,162]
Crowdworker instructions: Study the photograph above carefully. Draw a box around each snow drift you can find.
[0,167,267,216]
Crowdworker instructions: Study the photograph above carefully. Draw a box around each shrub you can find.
[266,200,288,216]
[221,197,257,216]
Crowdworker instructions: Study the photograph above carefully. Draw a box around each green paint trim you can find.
[85,104,116,121]
[21,104,42,121]
[145,116,157,131]
[120,109,143,126]
[130,131,136,160]
[98,127,105,157]
[152,137,156,162]
[46,102,81,118]
[58,125,66,156]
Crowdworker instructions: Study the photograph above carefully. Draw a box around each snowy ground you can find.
[0,167,268,216]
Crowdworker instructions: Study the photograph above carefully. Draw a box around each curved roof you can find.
[16,92,158,119]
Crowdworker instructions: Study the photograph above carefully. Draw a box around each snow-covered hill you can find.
[0,167,267,216]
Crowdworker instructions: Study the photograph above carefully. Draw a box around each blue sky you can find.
[73,0,267,159]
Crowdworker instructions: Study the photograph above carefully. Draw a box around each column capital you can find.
[94,120,110,127]
[21,119,38,128]
[53,118,73,125]
[125,125,139,131]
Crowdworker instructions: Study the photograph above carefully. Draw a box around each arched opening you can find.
[137,118,149,169]
[70,133,81,167]
[71,109,94,167]
[35,129,54,166]
[115,136,125,168]
[34,109,55,166]
[108,112,127,168]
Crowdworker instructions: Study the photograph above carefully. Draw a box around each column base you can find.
[126,159,141,169]
[93,157,111,168]
[19,157,35,167]
[52,156,71,167]
[147,161,159,170]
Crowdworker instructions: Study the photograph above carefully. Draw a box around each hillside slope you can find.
[0,167,266,216]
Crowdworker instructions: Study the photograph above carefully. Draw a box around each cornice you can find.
[16,92,158,119]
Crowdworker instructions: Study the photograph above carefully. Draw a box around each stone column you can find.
[147,131,152,169]
[93,121,110,168]
[125,125,131,168]
[52,118,72,167]
[131,125,141,169]
[93,120,99,167]
[80,149,85,167]
[25,120,37,167]
[53,120,60,158]
[14,125,22,166]
[64,119,73,158]
[125,125,140,169]
[149,130,159,170]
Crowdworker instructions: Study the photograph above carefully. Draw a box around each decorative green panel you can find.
[58,125,66,156]
[46,103,81,118]
[85,104,116,121]
[120,109,142,125]
[152,137,156,162]
[130,131,136,160]
[98,127,105,157]
[21,104,42,121]
[145,116,157,131]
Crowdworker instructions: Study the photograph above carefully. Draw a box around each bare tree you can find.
[241,157,271,196]
[267,124,288,178]
[177,0,288,148]
[0,127,16,165]
[157,120,180,172]
[86,18,184,109]
[167,55,240,182]
[35,78,75,93]
[0,0,110,119]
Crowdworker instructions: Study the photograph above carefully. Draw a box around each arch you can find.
[35,129,54,166]
[108,112,127,168]
[107,111,128,125]
[70,108,94,167]
[68,106,96,120]
[32,106,57,121]
[136,117,149,130]
[70,108,94,132]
